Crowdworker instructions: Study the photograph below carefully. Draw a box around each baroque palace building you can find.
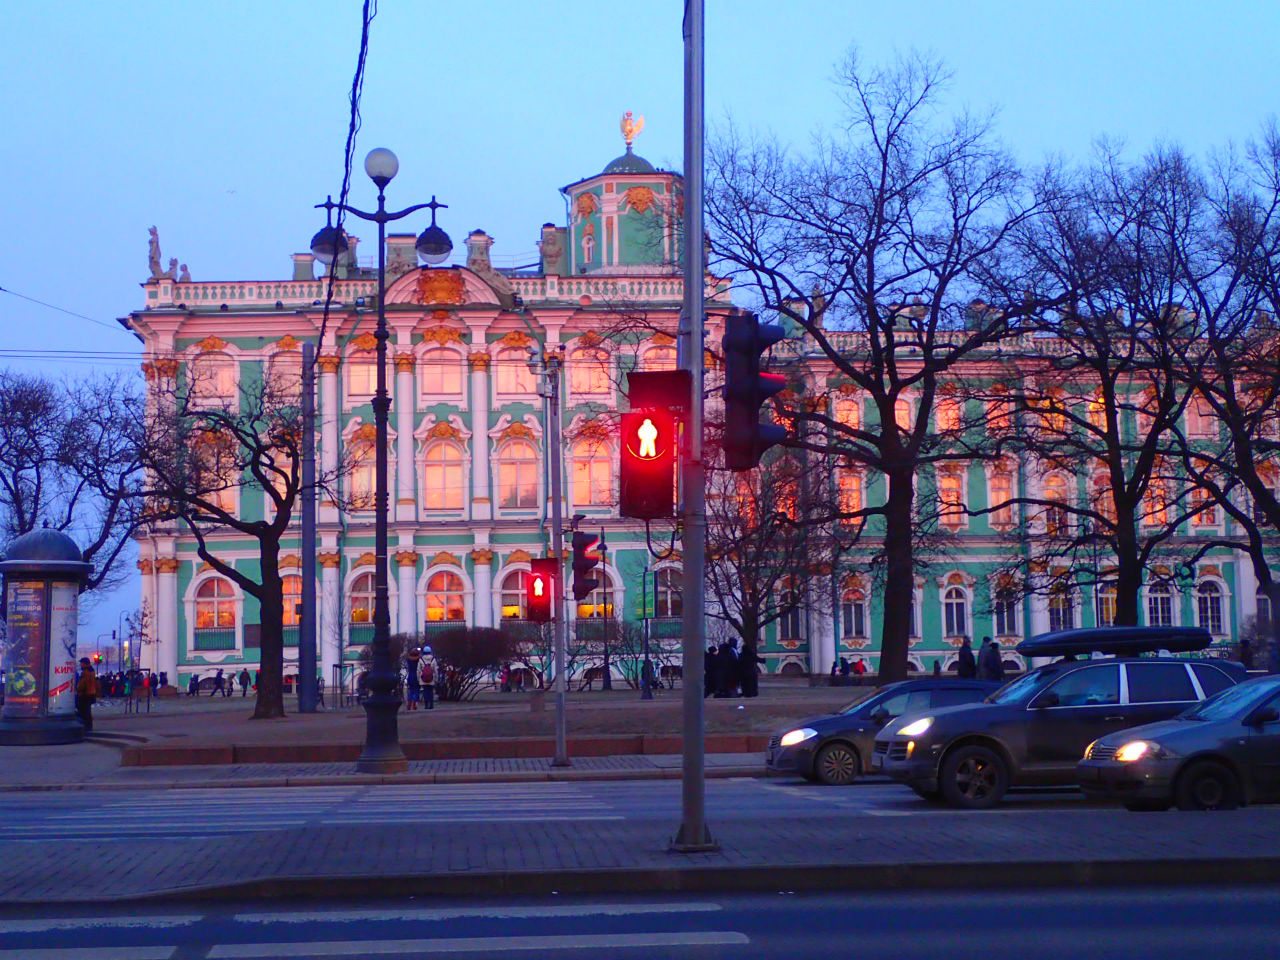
[124,125,1267,690]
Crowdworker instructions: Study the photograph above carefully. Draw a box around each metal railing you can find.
[193,628,236,651]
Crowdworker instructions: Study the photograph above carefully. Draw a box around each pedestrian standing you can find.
[316,674,326,708]
[209,668,224,697]
[956,637,977,679]
[187,673,199,696]
[405,654,421,711]
[933,659,942,677]
[239,669,250,697]
[704,646,717,698]
[420,658,435,709]
[75,657,98,731]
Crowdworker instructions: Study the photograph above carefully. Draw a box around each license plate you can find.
[870,754,882,770]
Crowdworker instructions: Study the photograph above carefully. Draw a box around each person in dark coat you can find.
[75,657,98,731]
[715,641,739,697]
[704,646,717,698]
[739,647,766,698]
[956,638,977,679]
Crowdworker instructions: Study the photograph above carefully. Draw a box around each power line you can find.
[0,285,131,334]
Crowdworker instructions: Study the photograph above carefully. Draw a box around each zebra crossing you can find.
[0,901,749,958]
[0,782,622,841]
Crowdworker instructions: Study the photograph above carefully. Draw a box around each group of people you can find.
[955,636,1006,681]
[704,639,765,698]
[189,667,254,697]
[94,668,163,699]
[831,657,869,678]
[403,646,436,710]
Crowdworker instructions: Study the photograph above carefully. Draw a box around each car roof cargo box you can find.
[1015,626,1213,657]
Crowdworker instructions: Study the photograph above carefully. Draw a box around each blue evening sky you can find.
[2,0,1276,639]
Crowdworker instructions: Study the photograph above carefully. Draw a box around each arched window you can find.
[935,392,962,433]
[993,590,1018,637]
[833,396,861,431]
[779,591,803,640]
[944,586,968,637]
[189,353,236,405]
[1188,393,1215,438]
[643,346,677,371]
[836,468,863,523]
[1087,390,1107,431]
[1147,582,1174,627]
[282,575,302,626]
[421,348,463,396]
[571,437,612,506]
[577,576,614,620]
[1255,463,1279,525]
[346,358,378,402]
[937,469,965,529]
[987,385,1012,434]
[1143,476,1170,526]
[894,398,912,431]
[1191,485,1218,526]
[655,567,682,619]
[422,442,465,510]
[267,352,302,399]
[1093,471,1117,525]
[1095,583,1117,628]
[1049,583,1075,632]
[500,570,529,620]
[495,348,535,394]
[841,588,868,638]
[195,578,237,629]
[1196,581,1224,635]
[497,439,538,509]
[195,431,238,514]
[989,469,1014,527]
[348,439,376,510]
[349,573,376,625]
[1043,474,1069,536]
[569,348,610,395]
[425,571,466,622]
[1257,589,1272,626]
[1032,386,1067,433]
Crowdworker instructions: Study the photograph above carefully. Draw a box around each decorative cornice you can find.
[501,422,535,442]
[429,551,462,567]
[1199,564,1221,579]
[353,423,377,442]
[650,331,675,346]
[496,330,531,348]
[417,269,466,305]
[348,332,378,353]
[428,421,461,440]
[468,351,491,371]
[317,354,340,374]
[194,335,229,354]
[469,548,494,565]
[136,559,154,575]
[275,334,301,351]
[506,549,533,563]
[395,550,419,568]
[155,558,180,574]
[317,551,342,568]
[394,353,415,373]
[421,326,464,346]
[353,552,377,567]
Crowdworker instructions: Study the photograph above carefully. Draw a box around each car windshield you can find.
[985,670,1055,705]
[841,686,892,715]
[1181,679,1280,721]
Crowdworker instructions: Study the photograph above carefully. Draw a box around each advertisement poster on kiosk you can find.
[3,581,47,717]
[46,582,79,716]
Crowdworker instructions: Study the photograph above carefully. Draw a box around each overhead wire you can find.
[0,285,132,334]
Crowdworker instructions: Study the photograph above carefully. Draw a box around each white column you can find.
[469,353,491,521]
[156,556,179,683]
[397,550,418,636]
[318,355,340,520]
[471,549,494,627]
[395,354,416,522]
[1028,595,1051,668]
[812,575,837,677]
[320,553,341,686]
[1236,549,1259,621]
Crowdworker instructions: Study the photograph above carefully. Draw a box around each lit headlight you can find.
[1115,741,1155,762]
[779,728,818,748]
[1084,740,1098,759]
[897,717,933,737]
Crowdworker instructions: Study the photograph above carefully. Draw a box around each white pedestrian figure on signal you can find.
[637,417,659,458]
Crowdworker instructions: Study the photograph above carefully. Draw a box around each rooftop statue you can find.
[620,111,645,148]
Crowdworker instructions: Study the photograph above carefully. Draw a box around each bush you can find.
[429,627,520,701]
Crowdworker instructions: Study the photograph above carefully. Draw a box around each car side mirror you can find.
[1249,707,1279,727]
[870,708,891,726]
[1034,692,1060,709]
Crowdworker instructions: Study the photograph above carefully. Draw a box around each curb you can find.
[0,764,767,793]
[21,856,1280,905]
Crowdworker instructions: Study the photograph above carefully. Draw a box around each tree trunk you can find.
[879,470,914,683]
[252,543,286,719]
[739,610,760,698]
[1112,522,1142,627]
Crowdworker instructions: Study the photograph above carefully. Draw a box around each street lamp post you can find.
[312,148,452,774]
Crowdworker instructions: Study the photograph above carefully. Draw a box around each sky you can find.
[3,0,1277,644]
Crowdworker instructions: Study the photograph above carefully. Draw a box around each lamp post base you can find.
[356,694,408,773]
[0,717,85,746]
[669,822,719,853]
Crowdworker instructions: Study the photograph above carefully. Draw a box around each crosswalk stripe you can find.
[209,931,751,957]
[0,916,200,934]
[0,948,172,959]
[234,902,724,923]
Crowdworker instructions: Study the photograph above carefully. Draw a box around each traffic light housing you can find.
[619,408,677,519]
[527,558,558,623]
[572,531,601,601]
[722,312,788,470]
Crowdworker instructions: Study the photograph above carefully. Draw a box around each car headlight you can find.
[779,727,818,748]
[1084,740,1098,759]
[1115,740,1157,762]
[897,717,933,737]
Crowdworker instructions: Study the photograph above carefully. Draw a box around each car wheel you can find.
[939,745,1009,809]
[1123,799,1172,812]
[909,784,943,803]
[1175,761,1241,811]
[814,742,859,786]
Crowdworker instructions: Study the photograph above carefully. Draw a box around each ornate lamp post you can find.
[311,148,452,772]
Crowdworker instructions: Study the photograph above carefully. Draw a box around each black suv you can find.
[766,678,998,785]
[873,627,1247,808]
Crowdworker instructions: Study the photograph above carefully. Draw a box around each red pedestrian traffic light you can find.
[527,557,558,623]
[620,408,677,520]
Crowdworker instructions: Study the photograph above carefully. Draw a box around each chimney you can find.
[292,253,315,282]
[466,229,494,271]
[386,234,417,279]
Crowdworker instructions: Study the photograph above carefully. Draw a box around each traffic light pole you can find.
[544,351,570,767]
[672,0,716,852]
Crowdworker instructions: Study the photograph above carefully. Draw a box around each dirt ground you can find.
[95,680,872,746]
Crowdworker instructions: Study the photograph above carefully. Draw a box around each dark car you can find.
[766,678,999,785]
[1077,675,1280,811]
[873,627,1247,808]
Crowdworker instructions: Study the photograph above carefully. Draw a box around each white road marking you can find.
[0,948,172,959]
[0,915,200,934]
[234,902,724,923]
[209,931,750,957]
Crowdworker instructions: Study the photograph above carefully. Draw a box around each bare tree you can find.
[706,52,1050,680]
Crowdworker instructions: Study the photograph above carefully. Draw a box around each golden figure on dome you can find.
[620,111,645,148]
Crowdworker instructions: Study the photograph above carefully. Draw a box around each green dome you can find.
[603,146,656,175]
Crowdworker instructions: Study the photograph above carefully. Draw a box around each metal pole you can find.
[673,0,716,851]
[356,191,407,773]
[642,562,653,700]
[547,351,570,766]
[298,341,318,712]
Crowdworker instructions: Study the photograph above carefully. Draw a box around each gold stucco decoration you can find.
[468,352,491,371]
[574,420,610,441]
[421,326,463,346]
[136,559,154,574]
[417,269,466,305]
[141,362,156,381]
[155,558,181,574]
[429,422,460,440]
[353,552,377,568]
[395,551,419,568]
[352,423,377,441]
[651,332,675,346]
[506,549,533,564]
[276,334,301,351]
[279,555,301,569]
[578,331,602,348]
[194,335,229,353]
[496,330,531,348]
[624,185,656,213]
[348,332,378,353]
[394,353,415,373]
[1200,564,1221,578]
[317,354,340,373]
[574,193,600,219]
[620,111,645,147]
[317,552,341,568]
[469,549,494,564]
[155,358,179,378]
